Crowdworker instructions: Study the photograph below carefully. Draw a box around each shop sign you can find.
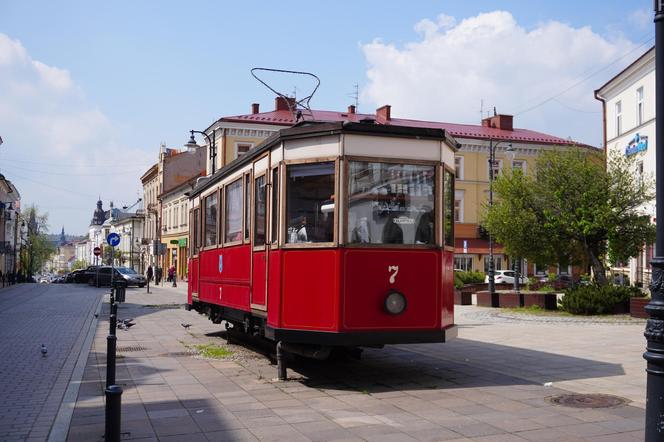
[178,238,187,247]
[625,133,648,157]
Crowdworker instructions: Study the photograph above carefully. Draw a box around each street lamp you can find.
[505,148,522,295]
[645,3,664,440]
[185,129,217,174]
[488,138,514,305]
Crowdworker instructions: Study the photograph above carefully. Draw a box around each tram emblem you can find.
[388,265,399,284]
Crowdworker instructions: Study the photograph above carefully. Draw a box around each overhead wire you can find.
[514,35,655,116]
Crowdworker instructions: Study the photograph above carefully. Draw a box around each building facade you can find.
[161,179,196,280]
[0,174,21,279]
[595,46,656,286]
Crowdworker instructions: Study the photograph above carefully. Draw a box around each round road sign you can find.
[93,246,101,256]
[107,232,121,247]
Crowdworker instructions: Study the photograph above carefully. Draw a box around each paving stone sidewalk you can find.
[66,285,646,441]
[0,283,102,442]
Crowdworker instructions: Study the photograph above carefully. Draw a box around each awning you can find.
[454,238,504,255]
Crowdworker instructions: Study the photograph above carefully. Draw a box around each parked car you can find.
[83,266,101,286]
[88,266,146,288]
[38,276,49,284]
[484,270,529,285]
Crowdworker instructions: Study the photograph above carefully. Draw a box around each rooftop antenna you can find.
[347,83,359,110]
[251,68,320,122]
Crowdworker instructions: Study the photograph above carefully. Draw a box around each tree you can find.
[22,205,56,277]
[71,260,87,270]
[484,148,654,286]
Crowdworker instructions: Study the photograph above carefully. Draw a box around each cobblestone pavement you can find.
[68,286,646,441]
[0,283,102,442]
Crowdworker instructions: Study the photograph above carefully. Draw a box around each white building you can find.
[595,46,655,287]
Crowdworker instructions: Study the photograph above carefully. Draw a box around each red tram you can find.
[187,121,458,359]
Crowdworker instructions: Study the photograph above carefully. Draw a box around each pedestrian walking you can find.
[146,265,153,293]
[170,265,177,288]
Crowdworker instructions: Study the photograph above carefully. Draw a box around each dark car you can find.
[88,266,146,288]
[83,266,101,285]
[66,269,86,283]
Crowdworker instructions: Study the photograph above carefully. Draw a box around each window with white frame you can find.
[637,87,644,126]
[615,101,622,136]
[512,160,526,174]
[454,256,473,271]
[487,159,502,180]
[454,190,464,223]
[235,143,253,159]
[484,255,503,272]
[454,156,464,180]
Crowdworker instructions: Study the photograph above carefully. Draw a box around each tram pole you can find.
[645,2,664,439]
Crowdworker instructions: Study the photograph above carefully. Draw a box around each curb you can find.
[48,294,104,442]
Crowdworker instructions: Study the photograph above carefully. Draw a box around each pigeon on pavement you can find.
[181,323,192,329]
[41,344,47,357]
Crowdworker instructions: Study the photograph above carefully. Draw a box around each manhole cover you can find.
[548,394,629,408]
[117,345,147,352]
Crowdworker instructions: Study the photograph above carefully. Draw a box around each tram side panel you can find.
[266,248,283,329]
[188,257,198,305]
[278,249,341,332]
[198,246,252,312]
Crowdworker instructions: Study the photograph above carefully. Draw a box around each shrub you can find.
[560,284,642,315]
[454,272,464,289]
[457,270,485,285]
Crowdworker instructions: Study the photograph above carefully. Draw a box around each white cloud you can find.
[629,8,651,31]
[0,33,152,234]
[361,11,636,145]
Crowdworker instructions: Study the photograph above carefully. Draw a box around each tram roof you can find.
[190,120,458,198]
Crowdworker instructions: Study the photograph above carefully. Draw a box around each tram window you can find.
[444,169,454,247]
[286,162,335,244]
[193,208,200,251]
[204,193,218,247]
[271,167,279,244]
[225,179,243,243]
[244,174,250,241]
[254,175,266,246]
[348,161,435,245]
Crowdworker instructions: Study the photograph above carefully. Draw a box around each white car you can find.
[485,270,528,284]
[38,277,49,284]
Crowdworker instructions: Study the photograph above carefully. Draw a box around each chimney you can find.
[251,103,260,114]
[481,114,514,131]
[275,96,296,111]
[348,105,356,114]
[376,104,391,121]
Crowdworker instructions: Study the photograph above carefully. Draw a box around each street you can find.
[0,284,102,441]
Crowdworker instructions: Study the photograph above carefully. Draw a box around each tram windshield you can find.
[286,162,335,244]
[348,161,435,245]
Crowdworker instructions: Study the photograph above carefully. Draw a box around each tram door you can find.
[251,174,268,309]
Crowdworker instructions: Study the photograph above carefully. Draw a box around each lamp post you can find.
[185,129,216,174]
[645,3,664,440]
[488,139,514,304]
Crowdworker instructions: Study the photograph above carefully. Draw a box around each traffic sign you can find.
[93,246,102,256]
[107,232,121,247]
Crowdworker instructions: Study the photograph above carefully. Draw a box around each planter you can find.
[476,291,500,307]
[611,300,630,315]
[630,297,650,319]
[523,292,558,310]
[498,292,521,308]
[454,289,472,305]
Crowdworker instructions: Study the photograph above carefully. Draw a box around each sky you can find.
[0,0,655,235]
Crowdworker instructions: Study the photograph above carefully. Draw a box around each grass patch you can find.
[502,305,572,316]
[191,343,233,359]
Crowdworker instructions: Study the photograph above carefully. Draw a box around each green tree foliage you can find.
[22,205,56,277]
[71,260,87,270]
[484,148,654,286]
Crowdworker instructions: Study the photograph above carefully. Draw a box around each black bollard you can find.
[106,290,118,388]
[276,341,287,381]
[104,384,123,442]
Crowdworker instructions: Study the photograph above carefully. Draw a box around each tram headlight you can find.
[384,291,407,315]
